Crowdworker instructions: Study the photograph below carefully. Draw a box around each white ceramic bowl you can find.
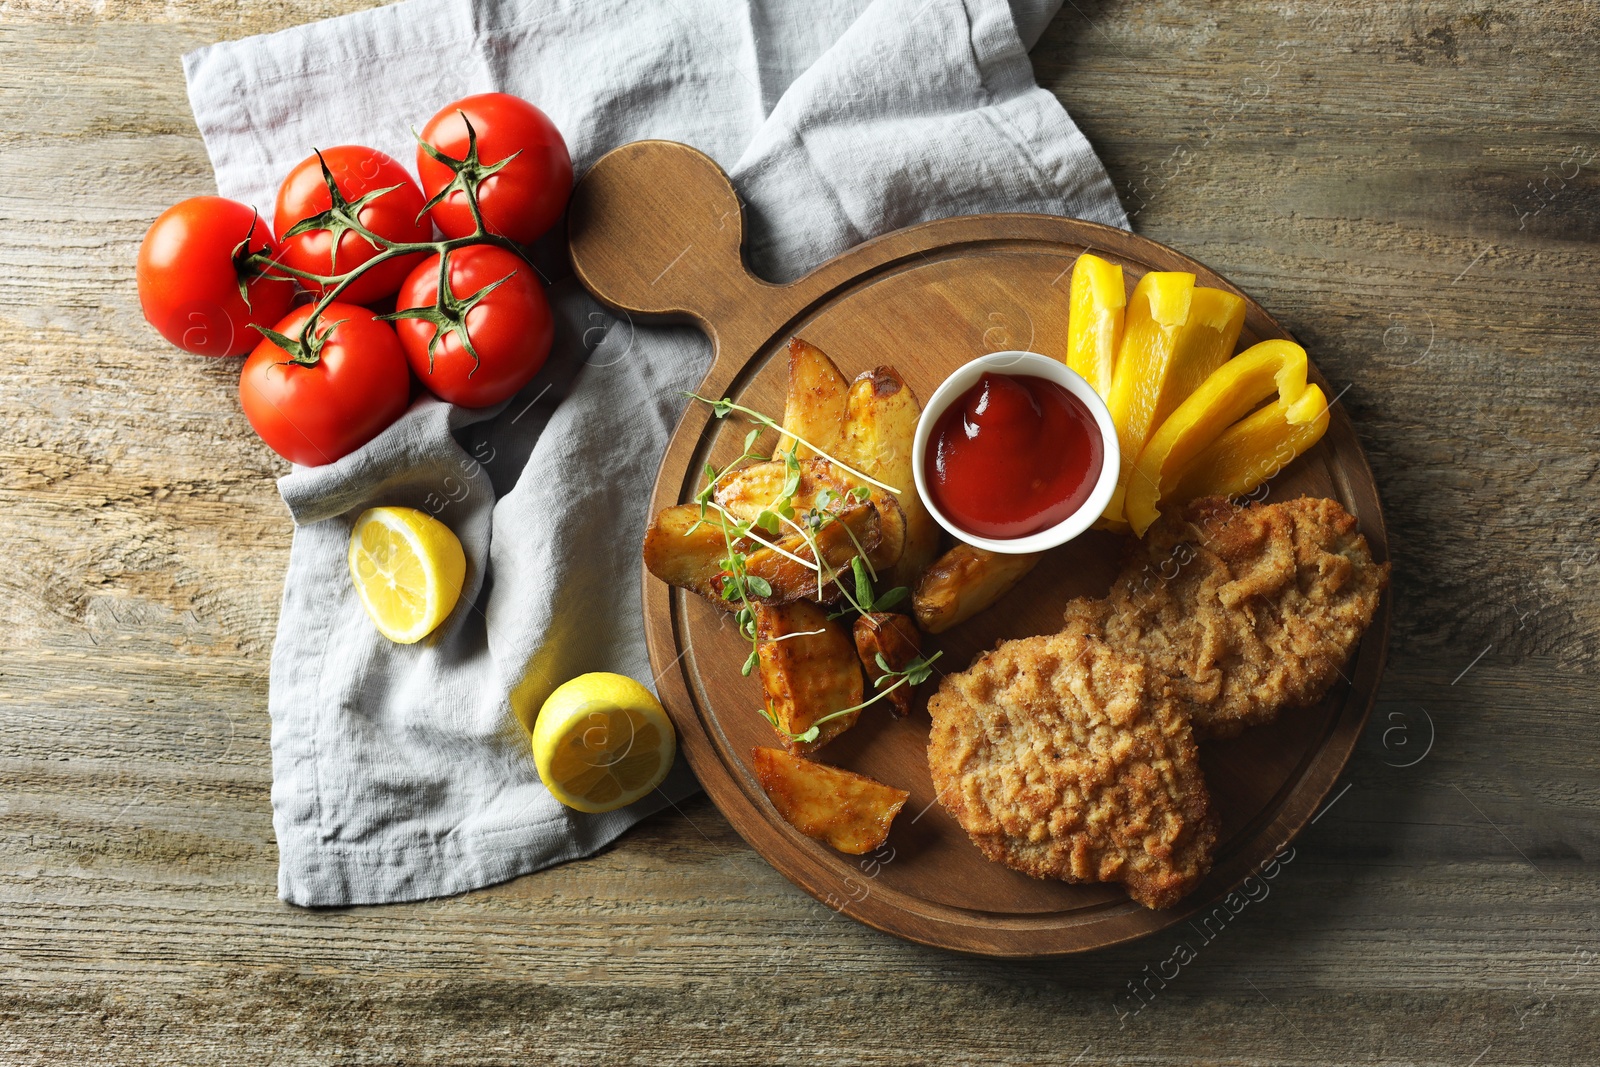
[910,350,1120,555]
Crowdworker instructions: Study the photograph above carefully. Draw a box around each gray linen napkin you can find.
[184,0,1127,907]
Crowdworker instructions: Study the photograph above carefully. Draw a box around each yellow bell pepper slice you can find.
[1102,271,1193,521]
[1103,275,1246,523]
[1171,384,1330,503]
[1153,287,1246,429]
[1124,339,1326,536]
[1065,253,1125,398]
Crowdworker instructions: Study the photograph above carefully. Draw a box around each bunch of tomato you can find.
[136,93,571,467]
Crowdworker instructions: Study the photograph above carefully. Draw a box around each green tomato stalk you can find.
[244,117,537,371]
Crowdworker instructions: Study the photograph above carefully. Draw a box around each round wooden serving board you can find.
[568,140,1391,957]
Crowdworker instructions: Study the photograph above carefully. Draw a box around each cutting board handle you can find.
[568,140,794,392]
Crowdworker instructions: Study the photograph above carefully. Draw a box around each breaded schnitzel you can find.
[926,632,1218,910]
[1062,496,1389,738]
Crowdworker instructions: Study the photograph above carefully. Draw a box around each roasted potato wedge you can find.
[834,366,940,588]
[852,612,923,717]
[714,457,905,573]
[742,502,882,604]
[714,456,847,519]
[643,503,738,601]
[751,747,909,855]
[912,543,1043,634]
[775,337,849,461]
[754,601,864,754]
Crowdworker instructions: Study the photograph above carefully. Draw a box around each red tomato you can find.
[274,145,432,305]
[137,196,297,357]
[239,302,411,467]
[417,94,572,245]
[392,244,552,408]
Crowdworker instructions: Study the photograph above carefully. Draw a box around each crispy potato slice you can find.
[751,747,909,855]
[742,503,882,604]
[642,503,736,601]
[912,543,1043,634]
[714,457,845,519]
[776,337,848,461]
[754,601,863,754]
[715,458,905,573]
[642,498,885,608]
[853,612,923,717]
[834,366,940,589]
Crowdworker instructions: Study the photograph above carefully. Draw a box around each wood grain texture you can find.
[571,139,1392,955]
[1,0,1596,1062]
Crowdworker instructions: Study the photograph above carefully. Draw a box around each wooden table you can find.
[3,2,1595,1062]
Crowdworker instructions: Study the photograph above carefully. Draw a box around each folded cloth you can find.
[184,0,1127,907]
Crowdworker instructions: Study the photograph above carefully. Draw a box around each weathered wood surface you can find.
[1,1,1595,1063]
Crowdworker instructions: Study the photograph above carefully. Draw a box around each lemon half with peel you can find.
[348,506,466,644]
[532,673,676,813]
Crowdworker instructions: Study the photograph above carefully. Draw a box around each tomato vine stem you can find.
[241,116,541,368]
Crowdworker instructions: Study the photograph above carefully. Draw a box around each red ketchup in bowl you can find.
[925,372,1104,540]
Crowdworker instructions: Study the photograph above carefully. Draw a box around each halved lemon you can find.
[532,673,676,813]
[347,506,466,644]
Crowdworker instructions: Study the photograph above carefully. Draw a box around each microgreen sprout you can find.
[688,427,765,534]
[686,393,902,495]
[827,555,909,619]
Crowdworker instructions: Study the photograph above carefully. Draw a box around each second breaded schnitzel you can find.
[1063,496,1389,738]
[927,632,1218,910]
